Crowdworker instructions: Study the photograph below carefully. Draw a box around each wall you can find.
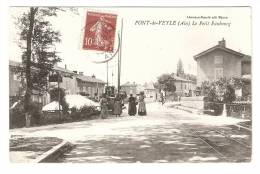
[77,80,105,98]
[242,62,251,75]
[50,76,78,95]
[175,81,196,96]
[197,49,242,86]
[60,76,77,95]
[121,86,137,96]
[180,96,205,110]
[9,68,22,97]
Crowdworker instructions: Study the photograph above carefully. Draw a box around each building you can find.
[9,60,23,97]
[121,82,137,96]
[76,72,106,98]
[172,75,196,97]
[9,60,106,105]
[50,65,78,95]
[194,38,251,86]
[143,82,157,101]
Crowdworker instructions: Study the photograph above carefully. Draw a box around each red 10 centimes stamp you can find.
[83,11,117,52]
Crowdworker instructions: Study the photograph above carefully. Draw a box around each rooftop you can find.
[194,39,245,61]
[53,66,75,74]
[76,75,106,84]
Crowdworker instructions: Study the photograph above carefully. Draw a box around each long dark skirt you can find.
[114,101,122,115]
[138,101,146,116]
[128,102,137,116]
[100,106,108,119]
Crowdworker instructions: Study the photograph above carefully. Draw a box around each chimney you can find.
[64,64,67,69]
[218,38,226,47]
[79,72,84,76]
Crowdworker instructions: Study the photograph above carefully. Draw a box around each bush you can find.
[68,105,99,121]
[80,105,98,118]
[9,99,42,128]
[224,84,236,103]
[201,78,237,116]
[10,101,25,128]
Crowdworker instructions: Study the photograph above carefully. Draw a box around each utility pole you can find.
[118,18,123,94]
[57,72,61,118]
[106,54,109,86]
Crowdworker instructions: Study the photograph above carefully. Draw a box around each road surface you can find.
[10,102,251,163]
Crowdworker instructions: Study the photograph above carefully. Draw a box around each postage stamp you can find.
[83,11,117,52]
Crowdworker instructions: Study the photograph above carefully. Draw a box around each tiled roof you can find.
[194,45,245,61]
[171,75,196,83]
[76,75,106,84]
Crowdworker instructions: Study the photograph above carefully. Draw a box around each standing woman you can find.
[100,93,109,119]
[138,92,147,116]
[114,94,122,117]
[128,94,137,116]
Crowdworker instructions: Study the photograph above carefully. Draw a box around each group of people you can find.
[99,92,147,119]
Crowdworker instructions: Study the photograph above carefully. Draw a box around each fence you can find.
[204,101,251,119]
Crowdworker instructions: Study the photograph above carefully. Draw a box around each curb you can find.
[32,140,74,163]
[173,106,202,115]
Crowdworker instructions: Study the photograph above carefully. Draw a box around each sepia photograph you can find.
[8,6,252,164]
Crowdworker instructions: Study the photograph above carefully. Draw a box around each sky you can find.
[9,7,251,86]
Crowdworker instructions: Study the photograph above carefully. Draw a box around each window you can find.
[215,68,223,80]
[214,55,223,64]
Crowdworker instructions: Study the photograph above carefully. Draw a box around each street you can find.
[10,102,251,163]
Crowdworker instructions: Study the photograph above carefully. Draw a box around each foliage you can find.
[9,98,42,128]
[201,78,236,103]
[201,78,238,115]
[224,84,236,103]
[17,8,63,90]
[49,87,69,113]
[16,7,78,113]
[157,73,176,93]
[69,106,99,121]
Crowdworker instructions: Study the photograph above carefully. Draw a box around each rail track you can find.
[190,126,251,162]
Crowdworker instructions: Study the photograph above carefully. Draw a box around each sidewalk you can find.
[10,135,73,163]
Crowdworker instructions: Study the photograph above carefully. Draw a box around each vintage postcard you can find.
[9,7,252,163]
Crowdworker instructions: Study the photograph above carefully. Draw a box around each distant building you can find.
[50,65,78,95]
[143,82,157,101]
[121,82,137,96]
[171,75,196,97]
[76,73,106,98]
[194,38,251,86]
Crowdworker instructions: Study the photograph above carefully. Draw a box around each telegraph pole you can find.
[106,54,109,86]
[118,18,123,93]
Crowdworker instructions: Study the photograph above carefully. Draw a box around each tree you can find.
[16,7,63,114]
[157,73,176,93]
[49,88,69,113]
